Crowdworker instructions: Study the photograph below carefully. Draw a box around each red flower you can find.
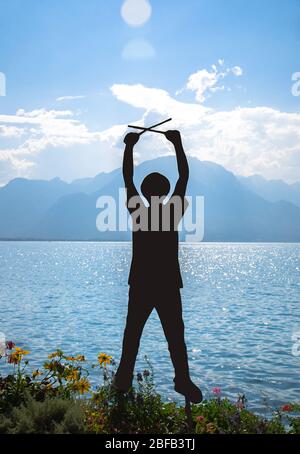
[196,415,205,422]
[282,404,292,412]
[212,387,221,395]
[6,341,15,350]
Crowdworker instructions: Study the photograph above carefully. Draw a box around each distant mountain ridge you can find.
[238,174,300,208]
[1,157,300,242]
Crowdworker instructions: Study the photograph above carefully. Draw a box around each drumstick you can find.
[128,125,166,135]
[128,118,172,135]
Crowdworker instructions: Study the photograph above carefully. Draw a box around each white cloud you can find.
[0,108,126,183]
[186,68,221,102]
[1,63,300,185]
[232,66,243,76]
[110,80,300,184]
[56,95,86,102]
[111,83,209,124]
[0,109,93,163]
[0,125,25,138]
[182,61,244,103]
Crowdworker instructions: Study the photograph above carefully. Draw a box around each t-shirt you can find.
[128,196,188,289]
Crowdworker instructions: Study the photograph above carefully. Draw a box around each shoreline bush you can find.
[0,342,299,434]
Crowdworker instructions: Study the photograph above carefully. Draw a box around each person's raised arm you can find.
[123,132,140,193]
[123,132,141,214]
[165,130,189,197]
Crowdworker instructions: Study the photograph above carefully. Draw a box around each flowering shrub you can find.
[0,341,300,434]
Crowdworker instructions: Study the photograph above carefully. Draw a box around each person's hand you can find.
[124,132,140,147]
[165,130,182,145]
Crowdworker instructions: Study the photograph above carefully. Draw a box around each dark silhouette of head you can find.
[141,172,171,204]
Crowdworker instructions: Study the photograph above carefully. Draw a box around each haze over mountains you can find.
[1,156,300,242]
[237,174,300,208]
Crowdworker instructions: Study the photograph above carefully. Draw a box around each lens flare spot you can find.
[121,0,152,27]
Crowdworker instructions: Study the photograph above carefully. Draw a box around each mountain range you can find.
[1,156,300,242]
[237,174,300,208]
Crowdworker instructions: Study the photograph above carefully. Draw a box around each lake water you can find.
[0,241,299,413]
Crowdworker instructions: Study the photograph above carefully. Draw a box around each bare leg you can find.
[155,289,202,403]
[155,289,190,381]
[114,287,153,391]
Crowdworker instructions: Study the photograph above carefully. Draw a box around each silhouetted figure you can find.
[114,130,202,403]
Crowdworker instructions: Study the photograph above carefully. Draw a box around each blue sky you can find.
[0,0,300,184]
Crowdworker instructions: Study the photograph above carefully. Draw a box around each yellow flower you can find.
[64,354,85,362]
[65,356,77,362]
[76,355,86,362]
[48,350,61,359]
[73,377,90,394]
[44,362,55,371]
[206,422,217,434]
[15,347,30,355]
[32,370,43,379]
[8,347,30,364]
[98,353,112,367]
[8,352,21,365]
[65,368,79,381]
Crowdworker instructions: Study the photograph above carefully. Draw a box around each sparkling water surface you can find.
[0,241,299,413]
